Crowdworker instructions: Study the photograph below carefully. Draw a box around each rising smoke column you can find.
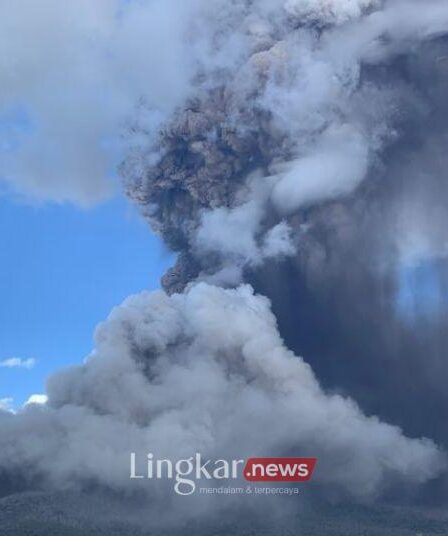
[1,0,448,523]
[122,0,448,444]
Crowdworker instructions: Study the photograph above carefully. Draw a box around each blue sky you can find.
[0,195,173,407]
[396,259,448,322]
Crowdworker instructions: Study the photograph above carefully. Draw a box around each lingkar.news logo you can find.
[130,453,317,495]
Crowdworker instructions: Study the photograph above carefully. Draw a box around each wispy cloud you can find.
[0,357,36,369]
[25,394,48,406]
[0,394,48,413]
[0,398,14,412]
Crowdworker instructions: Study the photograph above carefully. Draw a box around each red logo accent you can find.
[243,458,317,482]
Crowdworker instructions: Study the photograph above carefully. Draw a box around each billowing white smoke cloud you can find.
[194,177,295,276]
[0,284,444,505]
[271,125,369,214]
[196,199,265,264]
[0,0,194,205]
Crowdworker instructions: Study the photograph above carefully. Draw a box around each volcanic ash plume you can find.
[122,0,448,445]
[0,284,444,507]
[2,0,448,521]
[123,0,448,288]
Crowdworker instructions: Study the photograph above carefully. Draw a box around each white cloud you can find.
[24,394,48,406]
[0,357,36,369]
[0,398,14,413]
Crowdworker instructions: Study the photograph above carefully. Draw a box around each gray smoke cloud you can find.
[0,283,444,513]
[122,0,448,446]
[123,0,448,282]
[2,0,448,529]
